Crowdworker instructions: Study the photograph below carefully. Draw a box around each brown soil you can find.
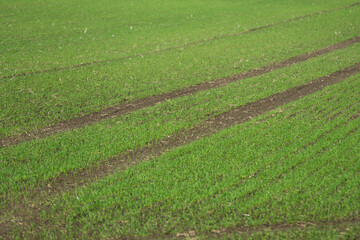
[1,2,359,81]
[1,36,359,148]
[181,218,360,239]
[1,63,359,238]
[12,62,360,205]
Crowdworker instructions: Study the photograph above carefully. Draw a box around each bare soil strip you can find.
[1,2,359,81]
[1,36,359,148]
[18,62,360,203]
[173,218,360,239]
[1,64,359,237]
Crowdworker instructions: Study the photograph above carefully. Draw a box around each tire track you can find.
[195,218,360,239]
[17,62,360,204]
[111,102,352,221]
[1,2,359,81]
[1,64,359,238]
[1,36,359,148]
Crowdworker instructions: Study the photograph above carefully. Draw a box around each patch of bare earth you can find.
[1,36,359,148]
[190,218,360,239]
[1,63,359,238]
[18,63,360,200]
[1,2,359,81]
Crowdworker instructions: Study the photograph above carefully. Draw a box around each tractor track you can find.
[6,63,360,206]
[1,63,359,238]
[2,2,360,81]
[1,2,359,81]
[1,36,359,148]
[171,218,360,239]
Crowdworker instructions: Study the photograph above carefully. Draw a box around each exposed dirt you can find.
[175,218,360,239]
[1,36,359,148]
[8,63,360,206]
[1,2,359,81]
[42,62,360,194]
[1,63,359,238]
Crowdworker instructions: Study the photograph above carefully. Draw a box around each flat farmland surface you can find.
[0,0,359,239]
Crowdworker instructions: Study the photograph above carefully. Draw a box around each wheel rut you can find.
[170,218,360,239]
[1,36,359,148]
[1,63,359,238]
[14,62,360,204]
[1,2,359,81]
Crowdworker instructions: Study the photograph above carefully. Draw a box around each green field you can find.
[1,0,359,239]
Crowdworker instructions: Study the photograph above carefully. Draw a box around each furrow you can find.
[157,218,360,239]
[1,37,359,147]
[14,63,360,204]
[1,2,359,81]
[119,96,357,217]
[2,66,359,238]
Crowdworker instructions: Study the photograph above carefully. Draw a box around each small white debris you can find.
[84,27,87,34]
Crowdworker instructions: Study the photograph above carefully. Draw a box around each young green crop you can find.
[1,5,359,136]
[1,0,358,76]
[1,1,359,238]
[219,222,360,240]
[5,73,359,238]
[1,45,359,207]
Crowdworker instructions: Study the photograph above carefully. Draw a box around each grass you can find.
[1,43,359,207]
[0,0,357,75]
[1,0,359,238]
[223,222,360,239]
[1,3,360,137]
[7,71,360,238]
